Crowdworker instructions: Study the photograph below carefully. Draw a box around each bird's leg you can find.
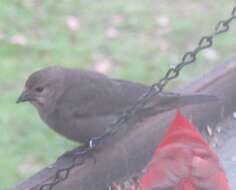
[87,148,97,164]
[85,140,98,164]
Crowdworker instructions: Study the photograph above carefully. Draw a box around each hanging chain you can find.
[37,6,236,190]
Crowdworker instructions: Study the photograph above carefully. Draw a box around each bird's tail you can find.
[174,93,218,107]
[136,93,218,118]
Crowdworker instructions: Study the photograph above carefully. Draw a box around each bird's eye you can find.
[35,87,44,93]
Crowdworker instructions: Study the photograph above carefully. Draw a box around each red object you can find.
[139,109,231,190]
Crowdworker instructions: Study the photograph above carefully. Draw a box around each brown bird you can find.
[17,66,217,143]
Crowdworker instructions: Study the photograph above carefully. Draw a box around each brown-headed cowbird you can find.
[17,66,217,143]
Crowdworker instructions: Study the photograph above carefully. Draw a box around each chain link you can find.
[37,6,236,190]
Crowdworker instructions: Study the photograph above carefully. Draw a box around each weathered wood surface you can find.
[13,57,236,190]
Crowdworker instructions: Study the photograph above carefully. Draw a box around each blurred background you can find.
[1,0,236,188]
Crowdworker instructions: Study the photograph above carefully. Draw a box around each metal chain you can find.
[37,6,236,190]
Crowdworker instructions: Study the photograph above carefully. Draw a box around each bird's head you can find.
[17,66,65,112]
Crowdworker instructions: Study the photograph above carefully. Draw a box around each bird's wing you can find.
[57,69,217,118]
[57,70,149,117]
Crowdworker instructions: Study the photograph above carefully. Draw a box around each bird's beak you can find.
[16,91,32,103]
